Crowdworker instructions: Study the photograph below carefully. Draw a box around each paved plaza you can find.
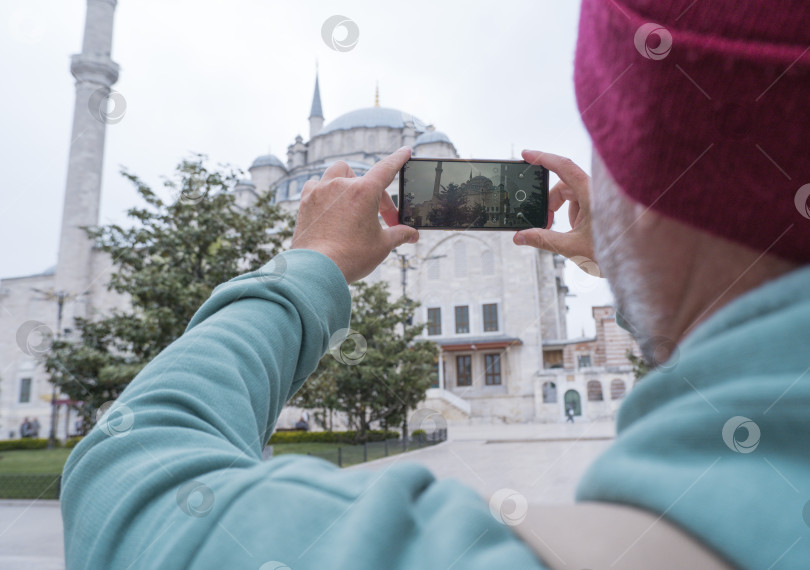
[0,421,615,569]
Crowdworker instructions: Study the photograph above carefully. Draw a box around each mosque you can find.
[0,0,639,441]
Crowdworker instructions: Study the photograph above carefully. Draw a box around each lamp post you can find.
[31,288,82,449]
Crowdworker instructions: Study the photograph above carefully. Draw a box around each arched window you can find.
[611,379,626,400]
[427,257,440,280]
[454,241,467,277]
[564,390,581,416]
[587,380,603,401]
[481,249,494,275]
[542,381,557,403]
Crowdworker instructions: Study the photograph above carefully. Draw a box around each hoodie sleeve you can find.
[60,249,545,570]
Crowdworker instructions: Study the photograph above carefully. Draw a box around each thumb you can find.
[384,225,419,250]
[514,228,572,257]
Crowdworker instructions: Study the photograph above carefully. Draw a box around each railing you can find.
[296,430,448,468]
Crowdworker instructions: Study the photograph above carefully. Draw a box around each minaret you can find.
[308,69,324,139]
[55,0,119,315]
[432,161,443,200]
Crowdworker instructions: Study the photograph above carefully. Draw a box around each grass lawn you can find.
[0,448,73,474]
[0,438,418,477]
[0,449,71,499]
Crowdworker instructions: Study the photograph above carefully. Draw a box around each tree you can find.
[292,281,438,442]
[470,203,489,227]
[44,155,294,427]
[427,183,473,227]
[627,350,651,382]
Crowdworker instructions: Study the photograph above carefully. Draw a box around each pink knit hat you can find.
[575,0,810,263]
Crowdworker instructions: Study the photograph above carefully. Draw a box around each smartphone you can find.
[398,158,548,230]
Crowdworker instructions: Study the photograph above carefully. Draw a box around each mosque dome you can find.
[250,154,285,169]
[318,107,428,135]
[414,130,452,146]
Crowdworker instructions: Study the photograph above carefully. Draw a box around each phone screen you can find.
[398,158,548,230]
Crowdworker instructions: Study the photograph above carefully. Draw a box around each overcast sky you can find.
[0,0,612,337]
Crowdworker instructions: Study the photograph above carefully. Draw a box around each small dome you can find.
[235,178,255,188]
[319,107,427,135]
[250,154,286,169]
[414,130,452,146]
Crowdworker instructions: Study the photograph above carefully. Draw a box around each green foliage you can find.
[44,155,294,427]
[627,350,651,381]
[0,438,50,452]
[292,281,438,442]
[411,429,426,438]
[64,436,83,449]
[427,183,471,227]
[268,429,399,445]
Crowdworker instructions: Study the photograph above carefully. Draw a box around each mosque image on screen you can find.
[401,160,547,229]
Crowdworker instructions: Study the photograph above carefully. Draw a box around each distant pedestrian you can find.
[30,417,41,438]
[295,410,310,431]
[20,417,32,438]
[566,405,575,423]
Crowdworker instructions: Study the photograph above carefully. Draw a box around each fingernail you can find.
[399,146,411,152]
[515,234,525,245]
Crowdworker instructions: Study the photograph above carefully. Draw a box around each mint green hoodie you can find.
[577,264,810,568]
[61,250,546,569]
[62,249,810,569]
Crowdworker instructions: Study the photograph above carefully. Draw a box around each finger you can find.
[513,228,574,257]
[379,191,399,228]
[548,181,570,212]
[384,224,419,250]
[363,147,411,192]
[546,209,555,230]
[299,179,317,200]
[321,160,356,182]
[521,150,590,198]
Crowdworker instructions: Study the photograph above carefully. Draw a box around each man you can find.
[62,1,809,569]
[20,417,31,439]
[30,417,41,438]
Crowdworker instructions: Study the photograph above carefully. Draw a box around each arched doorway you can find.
[564,390,582,416]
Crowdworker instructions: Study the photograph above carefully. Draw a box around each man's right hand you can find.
[513,150,598,273]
